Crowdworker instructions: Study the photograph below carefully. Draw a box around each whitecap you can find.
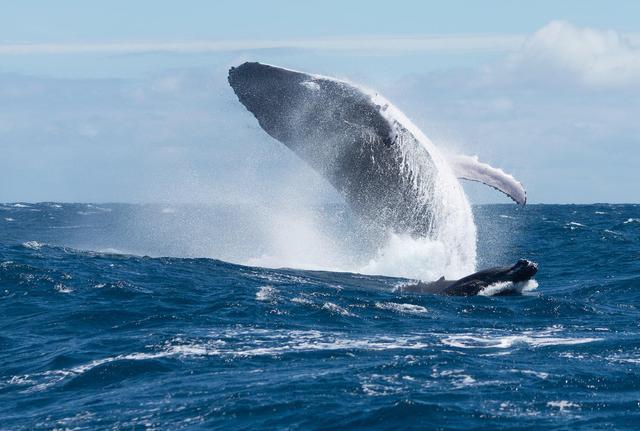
[565,221,586,230]
[510,369,549,379]
[547,400,579,411]
[441,328,600,349]
[291,296,314,305]
[8,375,35,385]
[54,412,95,427]
[256,285,278,302]
[375,302,428,314]
[54,283,73,294]
[22,241,44,250]
[360,374,405,396]
[321,302,355,317]
[450,374,478,389]
[606,354,640,364]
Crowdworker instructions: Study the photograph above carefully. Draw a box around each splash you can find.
[356,90,477,280]
[240,96,477,280]
[240,136,477,281]
[361,234,456,281]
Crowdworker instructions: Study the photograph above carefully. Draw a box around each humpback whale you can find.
[400,259,538,296]
[228,62,526,242]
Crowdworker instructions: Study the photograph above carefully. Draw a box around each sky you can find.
[1,1,639,204]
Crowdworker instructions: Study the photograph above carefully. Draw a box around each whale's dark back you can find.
[402,259,539,296]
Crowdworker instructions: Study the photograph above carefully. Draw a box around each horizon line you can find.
[0,34,527,55]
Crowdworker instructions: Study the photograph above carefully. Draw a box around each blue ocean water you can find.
[1,202,639,429]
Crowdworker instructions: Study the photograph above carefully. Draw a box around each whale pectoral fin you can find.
[447,154,527,205]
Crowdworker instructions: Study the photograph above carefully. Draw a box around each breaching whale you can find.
[399,259,538,296]
[228,62,526,243]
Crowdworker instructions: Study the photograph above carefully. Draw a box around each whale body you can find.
[400,259,538,296]
[228,62,525,240]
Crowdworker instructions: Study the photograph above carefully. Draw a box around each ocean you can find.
[1,202,639,429]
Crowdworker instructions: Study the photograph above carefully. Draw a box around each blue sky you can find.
[1,1,639,203]
[3,1,640,41]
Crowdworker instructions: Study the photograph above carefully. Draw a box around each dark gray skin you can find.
[228,62,440,237]
[401,259,538,296]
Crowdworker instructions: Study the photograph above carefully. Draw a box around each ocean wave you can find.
[321,302,355,317]
[22,240,44,250]
[547,401,580,411]
[565,221,586,230]
[509,369,550,379]
[3,203,640,428]
[5,330,439,393]
[375,302,428,314]
[6,324,606,396]
[440,328,600,349]
[290,296,314,306]
[54,283,73,294]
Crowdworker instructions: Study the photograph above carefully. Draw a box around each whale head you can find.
[228,62,395,149]
[508,259,538,282]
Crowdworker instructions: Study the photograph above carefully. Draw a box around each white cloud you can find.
[503,21,640,87]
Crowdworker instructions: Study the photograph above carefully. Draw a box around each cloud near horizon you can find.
[503,21,640,88]
[0,21,638,204]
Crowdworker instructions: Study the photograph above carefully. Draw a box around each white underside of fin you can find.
[447,154,527,205]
